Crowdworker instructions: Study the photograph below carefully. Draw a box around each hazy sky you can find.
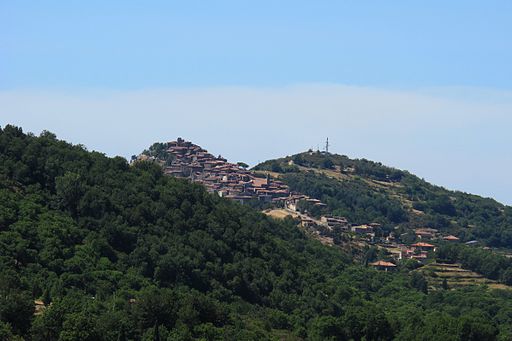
[1,1,512,204]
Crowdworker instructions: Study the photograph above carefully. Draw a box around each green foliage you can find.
[255,151,512,248]
[436,243,512,283]
[237,162,249,169]
[1,125,512,340]
[282,172,408,225]
[410,272,428,294]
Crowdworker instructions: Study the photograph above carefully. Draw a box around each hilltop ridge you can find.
[139,139,512,282]
[253,150,512,250]
[139,139,512,251]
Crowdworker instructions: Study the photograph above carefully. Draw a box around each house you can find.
[443,235,460,242]
[285,195,307,211]
[34,300,46,315]
[414,228,438,240]
[157,138,292,205]
[351,224,374,235]
[321,216,349,231]
[415,230,433,240]
[399,247,415,260]
[369,260,397,272]
[225,194,253,205]
[411,252,429,263]
[411,242,436,252]
[301,217,316,228]
[385,232,396,243]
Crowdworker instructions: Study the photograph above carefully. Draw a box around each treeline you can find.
[254,151,406,182]
[1,125,512,340]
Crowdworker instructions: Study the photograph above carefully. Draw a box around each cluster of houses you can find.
[137,138,464,272]
[302,214,380,239]
[139,138,292,204]
[369,227,462,270]
[279,194,327,211]
[291,211,462,271]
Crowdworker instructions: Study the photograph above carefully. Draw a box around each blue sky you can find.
[1,1,512,204]
[2,1,512,89]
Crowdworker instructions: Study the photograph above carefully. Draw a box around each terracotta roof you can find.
[252,178,268,187]
[443,235,460,241]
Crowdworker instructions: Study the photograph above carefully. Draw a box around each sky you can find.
[1,1,512,204]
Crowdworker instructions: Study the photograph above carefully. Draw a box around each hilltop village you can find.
[138,138,291,203]
[137,138,462,269]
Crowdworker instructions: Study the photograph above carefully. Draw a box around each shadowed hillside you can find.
[1,126,512,340]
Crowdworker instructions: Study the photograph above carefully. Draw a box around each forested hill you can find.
[2,125,512,341]
[254,151,512,249]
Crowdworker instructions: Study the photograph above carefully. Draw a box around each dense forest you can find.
[2,126,512,340]
[254,151,512,248]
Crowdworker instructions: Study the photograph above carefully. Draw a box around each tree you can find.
[501,268,512,285]
[55,172,84,216]
[321,158,334,170]
[0,289,33,336]
[430,195,456,216]
[59,311,99,341]
[410,272,428,294]
[270,161,283,173]
[133,287,178,334]
[237,162,249,169]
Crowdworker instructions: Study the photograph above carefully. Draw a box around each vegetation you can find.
[140,142,175,165]
[283,171,408,227]
[254,151,512,248]
[436,244,512,285]
[2,126,512,340]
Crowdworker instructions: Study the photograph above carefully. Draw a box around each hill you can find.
[253,150,512,249]
[2,126,512,340]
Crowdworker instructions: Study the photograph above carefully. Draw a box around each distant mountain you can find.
[253,150,512,249]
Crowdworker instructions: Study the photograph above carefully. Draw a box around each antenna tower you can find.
[325,137,329,154]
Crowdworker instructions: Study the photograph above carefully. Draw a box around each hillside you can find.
[253,150,512,249]
[416,263,510,291]
[2,126,512,340]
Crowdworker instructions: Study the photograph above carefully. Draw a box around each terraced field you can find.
[418,263,511,291]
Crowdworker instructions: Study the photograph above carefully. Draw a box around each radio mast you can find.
[325,138,329,154]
